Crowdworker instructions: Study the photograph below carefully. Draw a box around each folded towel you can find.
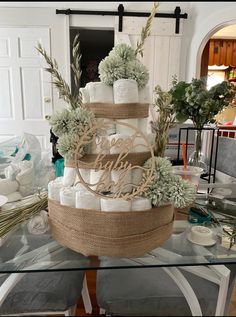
[131,196,152,211]
[101,198,131,212]
[113,79,139,104]
[60,187,77,207]
[116,119,139,135]
[27,210,49,235]
[63,167,77,186]
[6,191,22,203]
[48,178,64,201]
[87,82,113,103]
[0,179,19,195]
[76,190,101,210]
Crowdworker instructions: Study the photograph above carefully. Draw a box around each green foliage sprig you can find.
[151,85,176,157]
[143,157,196,208]
[169,77,235,129]
[135,2,159,58]
[37,34,83,111]
[37,35,95,160]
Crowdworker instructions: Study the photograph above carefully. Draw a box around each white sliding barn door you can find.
[115,16,183,121]
[0,27,52,149]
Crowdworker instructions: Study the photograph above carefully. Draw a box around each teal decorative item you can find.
[188,206,212,224]
[54,158,65,177]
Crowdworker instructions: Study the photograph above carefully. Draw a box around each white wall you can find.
[186,2,236,81]
[1,2,236,85]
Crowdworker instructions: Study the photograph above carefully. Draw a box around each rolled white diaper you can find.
[48,178,64,201]
[90,169,111,192]
[131,196,152,211]
[87,82,113,103]
[109,134,132,154]
[76,190,101,210]
[113,79,139,104]
[132,136,148,153]
[90,135,110,154]
[138,118,148,134]
[63,167,77,187]
[80,87,90,103]
[0,179,19,195]
[131,168,144,186]
[60,187,77,207]
[138,86,150,103]
[101,198,131,212]
[111,170,132,193]
[97,119,116,136]
[75,168,90,184]
[6,191,22,203]
[116,119,139,135]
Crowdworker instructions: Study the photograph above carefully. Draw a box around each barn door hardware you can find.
[56,4,188,34]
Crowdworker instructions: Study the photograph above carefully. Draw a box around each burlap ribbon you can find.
[48,199,174,257]
[84,102,149,119]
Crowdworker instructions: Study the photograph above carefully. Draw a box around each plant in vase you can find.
[169,77,235,171]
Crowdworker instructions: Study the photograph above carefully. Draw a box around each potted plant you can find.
[169,77,235,170]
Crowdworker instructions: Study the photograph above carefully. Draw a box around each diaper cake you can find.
[39,3,195,257]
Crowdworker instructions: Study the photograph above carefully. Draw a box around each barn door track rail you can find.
[56,4,188,34]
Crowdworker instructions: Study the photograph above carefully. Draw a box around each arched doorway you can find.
[200,24,236,124]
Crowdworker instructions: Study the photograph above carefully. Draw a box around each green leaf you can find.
[175,112,189,123]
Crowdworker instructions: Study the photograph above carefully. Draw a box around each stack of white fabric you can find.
[60,187,77,207]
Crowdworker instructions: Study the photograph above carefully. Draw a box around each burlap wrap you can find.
[65,152,151,169]
[84,102,149,119]
[48,199,174,257]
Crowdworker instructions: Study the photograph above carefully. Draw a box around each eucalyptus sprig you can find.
[135,2,159,58]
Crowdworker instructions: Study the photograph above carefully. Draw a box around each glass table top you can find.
[1,206,236,273]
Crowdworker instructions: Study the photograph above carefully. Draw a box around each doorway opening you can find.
[70,28,114,93]
[200,25,236,124]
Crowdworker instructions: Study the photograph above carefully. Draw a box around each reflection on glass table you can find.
[0,197,236,317]
[0,210,236,273]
